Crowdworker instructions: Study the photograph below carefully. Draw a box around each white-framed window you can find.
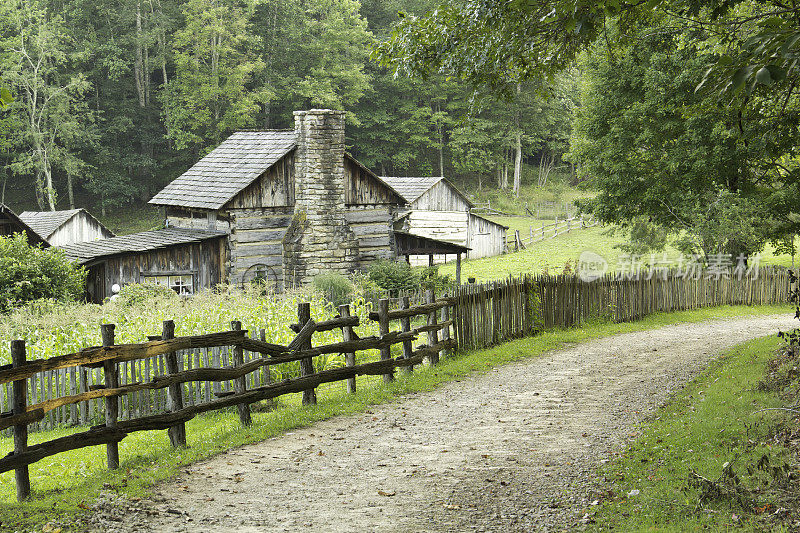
[143,274,194,295]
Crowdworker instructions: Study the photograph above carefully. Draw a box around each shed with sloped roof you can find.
[58,228,227,302]
[19,208,114,246]
[382,176,506,264]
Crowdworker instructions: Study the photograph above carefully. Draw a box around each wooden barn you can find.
[19,208,114,246]
[0,204,49,246]
[383,176,507,265]
[149,109,406,290]
[57,228,227,303]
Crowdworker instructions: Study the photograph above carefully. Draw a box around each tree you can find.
[0,0,95,210]
[161,0,266,152]
[0,232,86,312]
[570,22,772,259]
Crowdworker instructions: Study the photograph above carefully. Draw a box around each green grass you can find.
[588,333,797,532]
[0,303,791,531]
[96,204,163,236]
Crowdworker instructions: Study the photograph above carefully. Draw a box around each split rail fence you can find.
[0,267,791,500]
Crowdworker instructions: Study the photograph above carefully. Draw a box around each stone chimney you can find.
[284,109,359,286]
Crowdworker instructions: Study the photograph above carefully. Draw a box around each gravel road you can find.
[92,314,796,532]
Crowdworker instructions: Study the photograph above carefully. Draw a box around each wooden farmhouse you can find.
[382,176,507,266]
[0,204,49,246]
[19,208,114,246]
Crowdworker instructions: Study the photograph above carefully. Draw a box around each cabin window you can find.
[143,274,194,295]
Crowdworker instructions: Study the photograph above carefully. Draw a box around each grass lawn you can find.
[437,217,797,282]
[589,333,797,531]
[96,204,163,236]
[0,303,791,531]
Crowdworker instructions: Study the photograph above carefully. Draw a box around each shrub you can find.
[311,272,354,307]
[367,260,419,294]
[419,266,454,293]
[0,233,86,313]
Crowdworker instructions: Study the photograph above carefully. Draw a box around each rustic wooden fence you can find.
[0,285,537,501]
[0,268,791,500]
[509,215,598,251]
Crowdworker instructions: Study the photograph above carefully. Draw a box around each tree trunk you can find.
[513,131,522,197]
[501,151,509,190]
[67,172,75,209]
[513,83,522,198]
[44,166,55,211]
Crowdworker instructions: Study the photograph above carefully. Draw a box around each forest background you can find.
[0,0,576,217]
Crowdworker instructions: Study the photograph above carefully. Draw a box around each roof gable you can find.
[149,131,297,210]
[19,209,113,241]
[0,204,49,247]
[379,176,474,208]
[57,228,226,264]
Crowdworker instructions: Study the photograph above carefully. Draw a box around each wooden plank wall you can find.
[47,212,114,246]
[96,239,225,300]
[405,210,468,267]
[226,154,296,209]
[410,180,471,211]
[228,207,294,288]
[467,214,506,259]
[345,207,395,264]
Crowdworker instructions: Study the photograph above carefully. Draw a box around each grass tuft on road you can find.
[0,304,791,531]
[587,333,798,531]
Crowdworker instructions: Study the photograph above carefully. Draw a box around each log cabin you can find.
[19,208,114,246]
[149,109,407,290]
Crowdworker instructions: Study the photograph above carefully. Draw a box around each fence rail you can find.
[1,266,791,500]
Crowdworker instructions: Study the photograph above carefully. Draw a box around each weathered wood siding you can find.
[400,210,467,266]
[228,207,294,289]
[46,212,114,246]
[410,181,471,212]
[165,207,232,232]
[344,156,399,206]
[85,238,226,302]
[225,153,296,209]
[345,207,395,265]
[467,214,506,259]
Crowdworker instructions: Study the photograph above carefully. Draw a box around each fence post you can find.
[297,303,317,405]
[399,296,414,372]
[101,324,120,470]
[378,299,394,382]
[162,320,187,447]
[425,290,440,365]
[230,321,252,425]
[11,340,30,501]
[338,305,357,392]
[440,293,451,357]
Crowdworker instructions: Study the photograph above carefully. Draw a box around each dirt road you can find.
[95,314,796,532]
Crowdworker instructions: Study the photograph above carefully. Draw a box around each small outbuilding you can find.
[382,176,507,265]
[19,208,114,246]
[57,228,227,302]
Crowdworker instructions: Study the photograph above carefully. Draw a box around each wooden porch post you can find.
[456,253,462,285]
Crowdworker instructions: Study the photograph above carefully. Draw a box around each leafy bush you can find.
[419,266,454,293]
[311,272,354,307]
[0,233,86,313]
[367,260,419,294]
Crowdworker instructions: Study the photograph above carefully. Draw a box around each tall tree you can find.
[161,0,265,152]
[0,0,95,211]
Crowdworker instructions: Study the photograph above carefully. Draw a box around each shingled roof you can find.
[149,131,297,210]
[57,228,226,264]
[19,208,113,241]
[380,176,474,207]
